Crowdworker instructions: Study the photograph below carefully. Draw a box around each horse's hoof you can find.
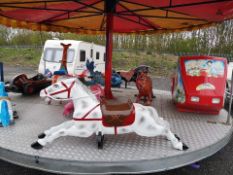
[13,111,19,119]
[38,133,46,139]
[31,141,43,150]
[174,134,181,141]
[182,143,189,150]
[97,132,104,149]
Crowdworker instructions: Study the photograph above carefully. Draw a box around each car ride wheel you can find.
[23,84,34,95]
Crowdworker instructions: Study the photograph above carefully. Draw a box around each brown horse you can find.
[135,72,153,105]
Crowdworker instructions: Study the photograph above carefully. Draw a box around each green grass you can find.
[113,51,178,77]
[0,47,178,77]
[0,47,42,66]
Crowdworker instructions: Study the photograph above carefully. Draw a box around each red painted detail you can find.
[73,118,102,121]
[50,80,75,98]
[61,81,69,89]
[114,127,117,135]
[73,104,100,121]
[80,104,100,119]
[90,84,104,101]
[78,70,89,79]
[102,107,135,127]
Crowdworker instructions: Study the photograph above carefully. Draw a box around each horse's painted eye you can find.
[53,84,59,88]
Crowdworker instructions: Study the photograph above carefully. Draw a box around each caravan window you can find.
[43,48,53,62]
[67,50,75,62]
[43,48,74,63]
[91,49,93,58]
[96,52,100,60]
[80,50,86,62]
[53,49,63,62]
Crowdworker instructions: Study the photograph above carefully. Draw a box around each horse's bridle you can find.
[44,80,75,99]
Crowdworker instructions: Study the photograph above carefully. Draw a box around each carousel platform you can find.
[0,88,232,174]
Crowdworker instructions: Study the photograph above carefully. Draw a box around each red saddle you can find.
[100,99,135,127]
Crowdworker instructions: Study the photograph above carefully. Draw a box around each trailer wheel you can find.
[97,132,104,149]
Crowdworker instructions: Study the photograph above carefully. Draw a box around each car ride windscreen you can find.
[184,59,225,78]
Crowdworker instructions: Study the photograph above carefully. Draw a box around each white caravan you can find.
[38,39,106,75]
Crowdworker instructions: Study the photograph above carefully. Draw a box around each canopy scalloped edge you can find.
[0,15,220,35]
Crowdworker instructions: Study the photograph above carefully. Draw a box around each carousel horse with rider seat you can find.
[136,71,153,106]
[31,78,188,151]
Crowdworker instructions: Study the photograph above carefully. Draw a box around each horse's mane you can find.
[74,78,98,102]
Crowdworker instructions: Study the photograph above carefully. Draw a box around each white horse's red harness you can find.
[44,81,75,99]
[45,80,102,121]
[73,104,102,121]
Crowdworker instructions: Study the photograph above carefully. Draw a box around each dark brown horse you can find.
[135,72,153,105]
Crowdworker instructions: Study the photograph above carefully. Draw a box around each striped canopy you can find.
[0,0,233,34]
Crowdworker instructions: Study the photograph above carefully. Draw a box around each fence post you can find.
[0,62,4,82]
[226,69,233,125]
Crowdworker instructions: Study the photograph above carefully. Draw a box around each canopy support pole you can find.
[104,0,117,99]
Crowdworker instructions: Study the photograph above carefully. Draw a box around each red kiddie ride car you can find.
[171,56,227,114]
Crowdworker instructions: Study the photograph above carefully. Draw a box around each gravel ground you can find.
[0,65,233,175]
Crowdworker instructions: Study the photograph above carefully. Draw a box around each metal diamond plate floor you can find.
[0,88,232,174]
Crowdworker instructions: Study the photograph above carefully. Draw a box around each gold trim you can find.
[0,15,229,35]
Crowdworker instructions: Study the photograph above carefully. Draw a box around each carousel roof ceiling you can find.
[0,0,233,34]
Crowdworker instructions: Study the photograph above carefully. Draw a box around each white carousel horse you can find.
[31,78,188,151]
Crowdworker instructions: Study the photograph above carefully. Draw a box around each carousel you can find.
[0,0,233,174]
